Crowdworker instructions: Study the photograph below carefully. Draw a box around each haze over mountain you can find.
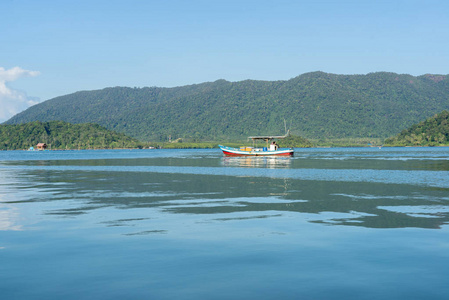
[6,72,449,142]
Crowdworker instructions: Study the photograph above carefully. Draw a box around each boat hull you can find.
[219,145,294,156]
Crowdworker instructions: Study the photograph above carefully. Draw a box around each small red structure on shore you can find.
[36,143,47,150]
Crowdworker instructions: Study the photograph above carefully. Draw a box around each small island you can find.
[0,121,142,150]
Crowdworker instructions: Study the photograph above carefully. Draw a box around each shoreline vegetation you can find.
[1,111,449,151]
[2,141,449,151]
[3,142,449,151]
[383,110,449,147]
[2,138,449,151]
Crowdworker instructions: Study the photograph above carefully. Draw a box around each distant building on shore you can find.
[36,143,47,151]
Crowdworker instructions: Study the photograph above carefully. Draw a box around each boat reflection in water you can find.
[221,155,292,168]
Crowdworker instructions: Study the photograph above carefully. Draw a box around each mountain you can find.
[384,110,449,146]
[5,72,449,141]
[0,121,142,150]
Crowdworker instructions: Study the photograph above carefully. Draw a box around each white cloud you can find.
[0,66,41,123]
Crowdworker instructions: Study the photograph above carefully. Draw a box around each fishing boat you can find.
[219,132,294,156]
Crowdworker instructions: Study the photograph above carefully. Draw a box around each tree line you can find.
[0,120,316,150]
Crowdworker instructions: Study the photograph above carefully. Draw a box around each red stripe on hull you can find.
[222,151,243,156]
[222,150,293,156]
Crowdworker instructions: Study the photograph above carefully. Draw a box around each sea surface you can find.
[1,147,449,299]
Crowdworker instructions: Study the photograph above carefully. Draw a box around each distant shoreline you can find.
[3,144,449,152]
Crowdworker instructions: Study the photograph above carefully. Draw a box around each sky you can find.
[1,0,449,122]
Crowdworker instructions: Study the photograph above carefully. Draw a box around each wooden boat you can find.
[219,132,294,156]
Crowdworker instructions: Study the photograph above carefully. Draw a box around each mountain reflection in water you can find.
[1,147,448,230]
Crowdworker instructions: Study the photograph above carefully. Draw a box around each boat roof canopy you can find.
[248,132,289,141]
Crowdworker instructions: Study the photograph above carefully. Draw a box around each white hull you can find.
[219,145,294,156]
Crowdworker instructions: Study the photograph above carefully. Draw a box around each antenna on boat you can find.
[283,118,292,137]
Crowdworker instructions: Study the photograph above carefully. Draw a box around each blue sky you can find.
[1,0,449,122]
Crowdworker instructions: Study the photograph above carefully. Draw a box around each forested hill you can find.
[6,72,449,142]
[0,121,141,150]
[384,110,449,146]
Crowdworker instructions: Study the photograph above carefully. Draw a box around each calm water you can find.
[1,147,449,299]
